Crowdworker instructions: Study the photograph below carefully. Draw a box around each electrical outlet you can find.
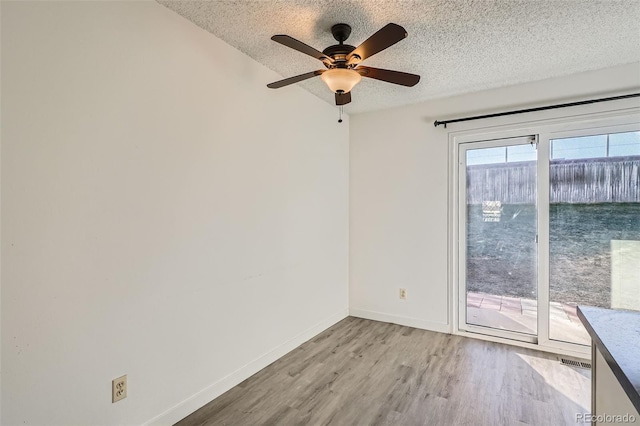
[399,288,407,300]
[112,375,127,403]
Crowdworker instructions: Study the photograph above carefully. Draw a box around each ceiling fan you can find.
[267,23,420,106]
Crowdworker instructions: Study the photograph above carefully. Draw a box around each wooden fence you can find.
[466,156,640,204]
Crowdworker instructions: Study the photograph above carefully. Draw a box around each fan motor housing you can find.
[323,23,357,66]
[322,44,356,64]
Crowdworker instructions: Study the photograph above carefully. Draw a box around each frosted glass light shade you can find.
[321,69,362,93]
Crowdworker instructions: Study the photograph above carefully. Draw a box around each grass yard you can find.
[466,202,640,307]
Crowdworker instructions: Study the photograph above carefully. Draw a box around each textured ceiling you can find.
[157,0,640,114]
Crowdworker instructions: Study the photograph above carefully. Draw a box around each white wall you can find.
[349,63,640,332]
[0,1,348,425]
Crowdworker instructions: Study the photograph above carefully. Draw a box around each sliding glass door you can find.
[543,129,640,348]
[459,136,538,342]
[458,124,640,352]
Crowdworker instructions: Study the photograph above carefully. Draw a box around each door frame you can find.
[448,106,640,358]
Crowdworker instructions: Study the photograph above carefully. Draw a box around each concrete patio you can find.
[466,292,591,346]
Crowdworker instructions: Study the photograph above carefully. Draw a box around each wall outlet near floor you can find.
[112,375,127,403]
[399,288,407,300]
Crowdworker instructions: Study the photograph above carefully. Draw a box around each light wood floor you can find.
[177,317,590,425]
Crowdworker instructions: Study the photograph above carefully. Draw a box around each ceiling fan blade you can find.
[346,23,407,63]
[335,91,352,106]
[271,35,334,64]
[356,66,420,87]
[267,70,325,89]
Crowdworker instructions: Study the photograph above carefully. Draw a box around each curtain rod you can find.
[433,93,640,128]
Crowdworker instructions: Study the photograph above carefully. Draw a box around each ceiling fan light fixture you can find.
[320,68,361,93]
[267,23,419,107]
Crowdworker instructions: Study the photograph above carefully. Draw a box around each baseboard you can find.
[349,308,451,334]
[143,308,349,426]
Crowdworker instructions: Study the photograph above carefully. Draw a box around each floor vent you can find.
[560,358,591,369]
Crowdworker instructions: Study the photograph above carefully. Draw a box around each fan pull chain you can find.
[338,105,343,123]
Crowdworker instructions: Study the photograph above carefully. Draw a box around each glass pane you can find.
[465,143,538,335]
[551,135,607,160]
[609,131,640,157]
[466,147,506,165]
[549,131,640,345]
[507,144,537,163]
